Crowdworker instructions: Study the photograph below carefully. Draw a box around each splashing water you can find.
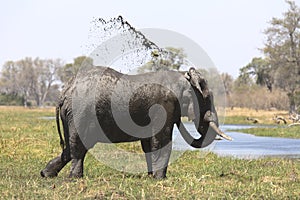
[86,16,155,73]
[85,15,188,74]
[89,16,159,50]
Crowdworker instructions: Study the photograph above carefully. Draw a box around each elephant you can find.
[41,66,232,179]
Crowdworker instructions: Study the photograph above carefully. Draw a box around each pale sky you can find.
[1,0,298,77]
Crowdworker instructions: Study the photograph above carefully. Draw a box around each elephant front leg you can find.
[69,149,87,178]
[69,157,86,178]
[141,139,153,175]
[150,127,173,179]
[69,135,88,178]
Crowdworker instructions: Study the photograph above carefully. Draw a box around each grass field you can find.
[0,106,300,199]
[222,107,300,138]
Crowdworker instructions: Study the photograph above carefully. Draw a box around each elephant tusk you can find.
[209,122,233,141]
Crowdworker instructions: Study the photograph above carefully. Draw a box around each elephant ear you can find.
[181,87,195,121]
[187,101,195,121]
[185,67,210,99]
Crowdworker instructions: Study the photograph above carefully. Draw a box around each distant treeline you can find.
[0,56,92,107]
[0,1,299,113]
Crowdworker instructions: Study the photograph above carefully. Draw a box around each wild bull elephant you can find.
[41,66,231,179]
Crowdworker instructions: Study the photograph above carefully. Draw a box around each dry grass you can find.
[225,107,287,118]
[220,107,291,125]
[228,87,289,111]
[0,105,55,111]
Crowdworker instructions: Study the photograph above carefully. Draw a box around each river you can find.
[172,123,300,159]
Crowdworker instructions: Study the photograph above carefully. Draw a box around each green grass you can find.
[223,116,252,125]
[0,107,300,199]
[230,126,300,139]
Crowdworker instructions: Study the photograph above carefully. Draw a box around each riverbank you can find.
[221,107,300,139]
[222,107,290,125]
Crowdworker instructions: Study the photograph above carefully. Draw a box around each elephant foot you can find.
[153,169,167,179]
[68,172,83,178]
[40,169,58,178]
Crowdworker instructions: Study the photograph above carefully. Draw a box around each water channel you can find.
[173,123,300,159]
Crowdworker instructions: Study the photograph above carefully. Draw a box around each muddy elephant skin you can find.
[41,66,230,179]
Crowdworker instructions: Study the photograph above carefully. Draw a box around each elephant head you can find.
[178,67,232,148]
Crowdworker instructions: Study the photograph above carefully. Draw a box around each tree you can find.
[59,56,93,83]
[0,61,25,106]
[31,58,63,106]
[235,67,254,88]
[0,61,19,95]
[221,73,234,96]
[238,57,272,91]
[0,57,63,107]
[137,47,186,73]
[0,58,36,107]
[263,0,300,112]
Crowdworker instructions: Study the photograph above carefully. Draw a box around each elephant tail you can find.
[56,104,65,150]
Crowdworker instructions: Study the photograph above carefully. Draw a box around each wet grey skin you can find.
[41,67,231,179]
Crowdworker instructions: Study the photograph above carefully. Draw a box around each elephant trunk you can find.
[176,120,232,149]
[180,67,232,148]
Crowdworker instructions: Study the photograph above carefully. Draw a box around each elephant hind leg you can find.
[40,148,71,178]
[69,154,87,178]
[69,135,88,178]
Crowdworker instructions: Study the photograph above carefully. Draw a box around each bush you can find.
[0,93,24,106]
[228,86,289,110]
